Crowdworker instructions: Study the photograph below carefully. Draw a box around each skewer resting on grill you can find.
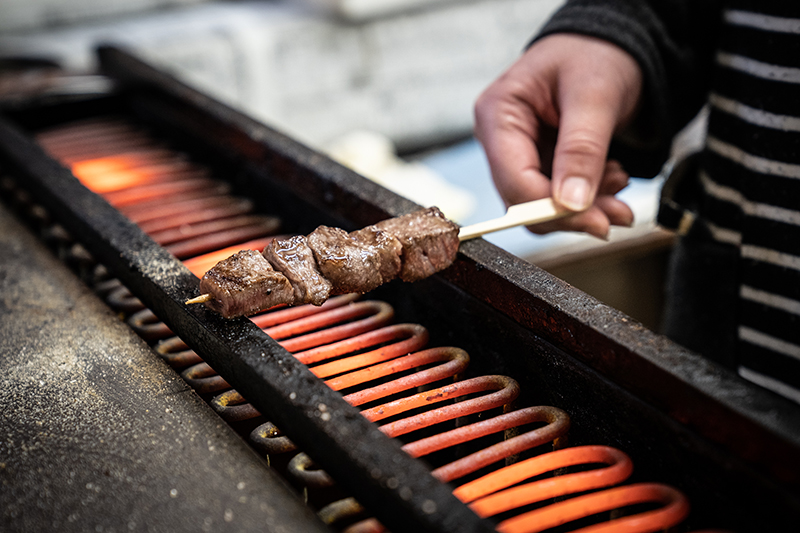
[186,199,570,318]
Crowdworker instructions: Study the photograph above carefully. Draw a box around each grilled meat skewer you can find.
[191,207,459,318]
[187,198,575,318]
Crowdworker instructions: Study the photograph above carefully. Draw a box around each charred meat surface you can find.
[263,235,332,306]
[199,249,294,318]
[307,225,402,295]
[374,206,459,282]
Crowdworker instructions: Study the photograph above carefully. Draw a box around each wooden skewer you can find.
[457,197,572,242]
[185,293,213,305]
[186,198,571,306]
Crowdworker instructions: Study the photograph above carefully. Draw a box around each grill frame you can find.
[0,45,798,531]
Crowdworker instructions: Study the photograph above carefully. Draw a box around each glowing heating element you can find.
[34,116,721,533]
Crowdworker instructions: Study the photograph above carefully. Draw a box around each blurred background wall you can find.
[0,0,564,151]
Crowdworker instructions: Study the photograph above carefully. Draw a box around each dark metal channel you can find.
[0,121,494,533]
[94,45,800,490]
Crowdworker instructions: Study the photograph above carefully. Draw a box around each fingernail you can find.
[589,228,610,241]
[615,212,635,228]
[559,176,591,211]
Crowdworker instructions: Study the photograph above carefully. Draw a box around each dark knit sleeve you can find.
[533,0,723,177]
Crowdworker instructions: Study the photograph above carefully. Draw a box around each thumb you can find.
[550,90,618,212]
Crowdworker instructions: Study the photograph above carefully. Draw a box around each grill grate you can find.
[23,115,706,533]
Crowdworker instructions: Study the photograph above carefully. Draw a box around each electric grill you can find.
[1,46,799,533]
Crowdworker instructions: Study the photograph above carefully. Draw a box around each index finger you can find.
[474,99,552,207]
[550,88,618,212]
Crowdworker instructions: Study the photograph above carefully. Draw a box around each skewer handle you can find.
[458,198,572,241]
[185,293,213,305]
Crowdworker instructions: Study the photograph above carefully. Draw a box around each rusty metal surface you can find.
[0,202,330,533]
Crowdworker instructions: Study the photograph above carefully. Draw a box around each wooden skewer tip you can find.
[185,293,213,305]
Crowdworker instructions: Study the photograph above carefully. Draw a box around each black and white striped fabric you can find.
[536,0,800,403]
[700,5,800,402]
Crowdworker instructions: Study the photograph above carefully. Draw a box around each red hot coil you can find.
[34,116,710,533]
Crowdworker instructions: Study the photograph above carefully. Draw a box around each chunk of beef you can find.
[200,249,294,318]
[352,226,404,285]
[374,206,459,282]
[307,225,402,295]
[263,235,332,306]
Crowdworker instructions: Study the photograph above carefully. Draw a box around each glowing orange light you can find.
[70,156,156,193]
[182,238,276,277]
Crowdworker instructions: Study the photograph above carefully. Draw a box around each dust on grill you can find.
[13,114,726,533]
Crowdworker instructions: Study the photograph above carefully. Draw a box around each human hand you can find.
[474,33,643,239]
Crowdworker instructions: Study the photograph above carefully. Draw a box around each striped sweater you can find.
[537,1,800,403]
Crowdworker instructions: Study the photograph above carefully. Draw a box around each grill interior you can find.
[11,110,691,533]
[1,46,799,533]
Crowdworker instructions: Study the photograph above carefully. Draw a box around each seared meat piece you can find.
[307,225,402,295]
[199,249,295,318]
[353,226,405,286]
[193,207,460,318]
[263,235,332,306]
[374,206,459,282]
